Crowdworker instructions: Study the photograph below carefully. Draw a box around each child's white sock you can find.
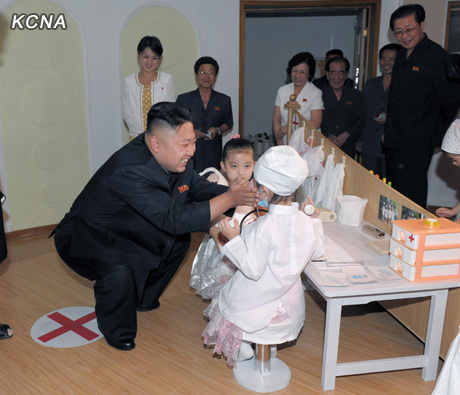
[237,341,254,362]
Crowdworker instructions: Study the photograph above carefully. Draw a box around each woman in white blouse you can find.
[273,52,323,145]
[123,36,175,139]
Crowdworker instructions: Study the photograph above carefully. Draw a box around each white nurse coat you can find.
[219,203,324,336]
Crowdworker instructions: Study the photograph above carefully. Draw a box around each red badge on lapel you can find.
[412,66,419,71]
[302,98,307,102]
[178,185,189,193]
[215,106,220,111]
[346,101,352,105]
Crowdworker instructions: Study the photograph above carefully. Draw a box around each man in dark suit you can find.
[176,57,233,172]
[384,4,460,208]
[320,56,364,159]
[53,102,257,351]
[0,191,13,339]
[0,191,6,264]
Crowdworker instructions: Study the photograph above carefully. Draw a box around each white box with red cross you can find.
[389,218,460,281]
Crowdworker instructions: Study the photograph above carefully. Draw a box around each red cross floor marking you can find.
[38,311,99,343]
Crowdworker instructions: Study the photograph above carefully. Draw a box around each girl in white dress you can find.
[203,146,324,366]
[190,138,258,299]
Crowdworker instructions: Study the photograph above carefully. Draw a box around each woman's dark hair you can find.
[390,4,425,31]
[222,138,255,162]
[137,36,163,56]
[325,56,350,72]
[194,56,219,75]
[146,102,192,135]
[286,52,316,81]
[379,43,402,58]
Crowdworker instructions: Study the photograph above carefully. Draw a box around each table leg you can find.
[321,297,343,390]
[423,289,448,381]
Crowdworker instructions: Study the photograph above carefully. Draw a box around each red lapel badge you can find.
[215,106,220,111]
[412,66,419,71]
[178,185,189,193]
[346,101,352,105]
[302,98,307,102]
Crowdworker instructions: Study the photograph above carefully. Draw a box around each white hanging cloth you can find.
[432,326,460,395]
[287,127,309,155]
[298,145,325,203]
[314,154,335,208]
[323,162,345,212]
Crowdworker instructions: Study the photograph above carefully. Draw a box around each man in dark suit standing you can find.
[0,191,13,339]
[53,102,257,351]
[0,191,6,264]
[320,56,365,159]
[384,4,460,207]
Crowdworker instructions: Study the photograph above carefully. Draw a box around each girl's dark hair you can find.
[268,194,291,205]
[253,179,292,205]
[286,52,316,81]
[137,36,163,56]
[222,138,255,162]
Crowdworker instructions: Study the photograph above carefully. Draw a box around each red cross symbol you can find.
[409,234,414,243]
[38,311,99,343]
[292,114,299,129]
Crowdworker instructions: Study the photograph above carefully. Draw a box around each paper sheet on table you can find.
[318,270,350,287]
[341,266,377,284]
[309,236,357,286]
[323,236,355,262]
[366,265,403,281]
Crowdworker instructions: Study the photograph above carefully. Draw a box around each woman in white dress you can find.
[273,52,323,145]
[123,36,175,139]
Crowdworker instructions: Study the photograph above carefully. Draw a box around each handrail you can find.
[284,100,434,234]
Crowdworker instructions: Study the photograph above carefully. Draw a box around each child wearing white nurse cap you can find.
[436,119,460,223]
[203,143,324,380]
[254,145,309,196]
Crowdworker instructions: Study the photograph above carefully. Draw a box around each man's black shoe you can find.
[104,337,135,351]
[136,300,160,312]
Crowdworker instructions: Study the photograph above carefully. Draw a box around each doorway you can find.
[239,0,380,137]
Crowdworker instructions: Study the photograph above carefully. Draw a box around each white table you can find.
[305,222,460,391]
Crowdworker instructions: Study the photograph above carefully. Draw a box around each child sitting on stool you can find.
[202,145,324,366]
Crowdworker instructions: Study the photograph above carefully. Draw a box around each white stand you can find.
[233,344,291,393]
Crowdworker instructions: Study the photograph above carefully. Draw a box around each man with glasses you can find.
[177,57,233,172]
[383,4,460,208]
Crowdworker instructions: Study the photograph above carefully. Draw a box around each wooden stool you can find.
[233,344,291,393]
